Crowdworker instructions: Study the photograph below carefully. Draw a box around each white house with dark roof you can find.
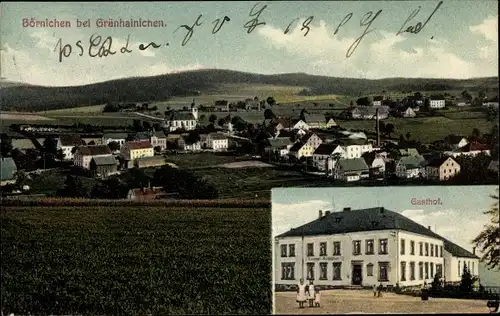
[372,96,384,106]
[102,132,128,149]
[333,158,370,182]
[74,145,113,169]
[312,144,345,171]
[57,135,85,160]
[274,207,479,288]
[443,240,480,283]
[395,155,427,179]
[207,133,229,151]
[164,106,199,131]
[429,95,446,109]
[340,139,374,159]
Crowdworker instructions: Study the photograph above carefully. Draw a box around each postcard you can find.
[272,186,500,314]
[0,1,498,315]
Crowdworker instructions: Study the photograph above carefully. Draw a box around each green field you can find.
[1,205,271,315]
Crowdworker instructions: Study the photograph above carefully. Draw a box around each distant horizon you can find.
[1,68,499,89]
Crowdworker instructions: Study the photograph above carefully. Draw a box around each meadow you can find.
[1,204,271,315]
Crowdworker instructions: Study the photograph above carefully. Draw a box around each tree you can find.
[133,119,144,132]
[478,90,486,100]
[103,102,120,112]
[349,100,354,106]
[0,134,13,156]
[217,118,226,127]
[264,108,276,120]
[405,132,411,141]
[461,90,472,102]
[414,92,423,99]
[108,141,120,152]
[57,175,89,198]
[299,109,309,122]
[385,123,395,137]
[266,96,276,106]
[356,97,371,106]
[472,188,500,271]
[209,114,217,124]
[459,264,474,293]
[143,121,151,130]
[42,136,58,155]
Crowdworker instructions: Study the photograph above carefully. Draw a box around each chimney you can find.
[376,108,380,147]
[343,207,351,212]
[325,211,331,216]
[473,247,476,255]
[428,226,431,230]
[319,210,323,218]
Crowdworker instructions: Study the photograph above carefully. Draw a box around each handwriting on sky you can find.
[52,1,443,63]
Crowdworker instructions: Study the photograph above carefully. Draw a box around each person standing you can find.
[373,284,377,297]
[296,278,307,309]
[314,287,321,307]
[307,280,316,307]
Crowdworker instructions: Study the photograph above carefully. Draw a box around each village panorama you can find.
[1,84,499,200]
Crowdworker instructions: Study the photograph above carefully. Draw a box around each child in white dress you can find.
[307,280,316,307]
[314,288,321,307]
[296,278,307,308]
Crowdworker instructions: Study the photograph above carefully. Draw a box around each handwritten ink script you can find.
[50,1,443,63]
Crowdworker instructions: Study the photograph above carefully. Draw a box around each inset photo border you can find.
[272,186,499,314]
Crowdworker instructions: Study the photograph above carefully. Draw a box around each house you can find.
[312,144,345,171]
[102,132,128,149]
[57,135,85,160]
[133,156,168,169]
[245,98,261,111]
[274,206,475,288]
[395,155,426,179]
[127,186,170,201]
[455,98,470,107]
[288,133,323,159]
[1,157,17,186]
[372,96,384,106]
[429,95,446,109]
[304,114,328,129]
[74,145,113,169]
[89,156,118,178]
[150,130,168,151]
[326,118,338,128]
[444,142,491,158]
[81,135,103,145]
[214,100,230,112]
[265,137,294,158]
[445,136,468,150]
[207,133,229,151]
[351,107,389,120]
[120,141,154,161]
[293,120,310,131]
[164,106,199,131]
[443,240,480,283]
[483,96,499,108]
[178,136,201,151]
[399,148,421,157]
[333,158,370,182]
[426,157,460,181]
[399,107,416,118]
[340,139,374,159]
[362,152,386,177]
[488,160,499,173]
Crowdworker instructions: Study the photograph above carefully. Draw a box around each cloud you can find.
[470,16,498,42]
[273,200,332,237]
[1,29,205,86]
[257,19,498,79]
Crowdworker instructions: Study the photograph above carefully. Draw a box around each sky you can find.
[0,1,498,87]
[272,185,500,285]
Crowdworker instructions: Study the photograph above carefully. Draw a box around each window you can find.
[353,240,361,255]
[379,239,388,254]
[472,262,475,275]
[280,245,287,257]
[332,262,342,280]
[419,242,423,256]
[400,239,406,255]
[320,242,327,256]
[281,263,295,280]
[366,239,374,254]
[410,262,416,280]
[425,262,429,279]
[289,244,295,257]
[430,263,434,278]
[440,246,443,257]
[419,262,423,280]
[378,262,389,282]
[307,243,314,256]
[333,242,341,255]
[430,244,434,257]
[400,261,407,281]
[436,264,443,277]
[319,262,328,280]
[425,243,429,256]
[410,241,415,255]
[435,245,439,257]
[367,263,374,276]
[307,263,315,280]
[458,261,461,276]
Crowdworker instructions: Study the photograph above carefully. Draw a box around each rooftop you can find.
[59,135,85,147]
[76,145,112,156]
[124,141,153,150]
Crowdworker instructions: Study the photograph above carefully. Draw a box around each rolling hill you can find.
[1,69,498,112]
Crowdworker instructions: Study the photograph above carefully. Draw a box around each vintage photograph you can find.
[272,186,500,314]
[1,0,498,315]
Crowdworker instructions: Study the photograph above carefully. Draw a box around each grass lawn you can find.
[163,152,249,169]
[337,116,495,143]
[1,205,271,315]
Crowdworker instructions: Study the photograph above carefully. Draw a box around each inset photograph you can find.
[272,186,499,314]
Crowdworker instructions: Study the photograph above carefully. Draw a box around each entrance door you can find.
[352,264,363,285]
